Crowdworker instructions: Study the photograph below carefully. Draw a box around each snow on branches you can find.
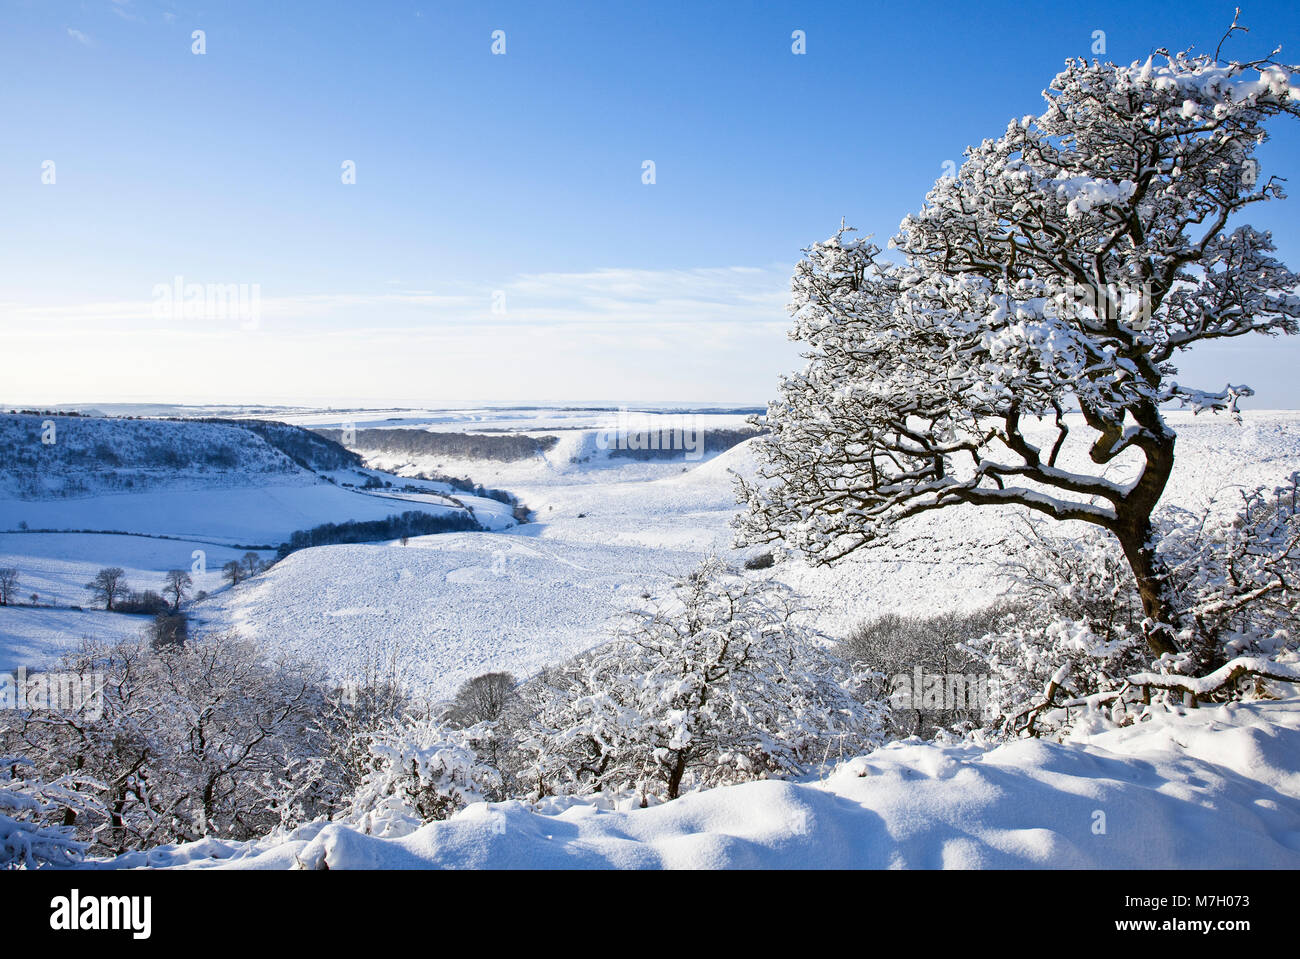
[346,718,502,838]
[1162,473,1300,661]
[519,557,883,804]
[1,757,103,869]
[969,476,1300,737]
[739,44,1300,658]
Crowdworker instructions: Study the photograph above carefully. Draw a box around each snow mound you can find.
[664,436,765,487]
[116,697,1300,870]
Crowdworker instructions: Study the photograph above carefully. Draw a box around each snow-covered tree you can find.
[1,757,103,869]
[346,718,501,837]
[85,566,128,611]
[0,635,334,855]
[161,568,192,612]
[0,568,19,607]
[739,43,1300,659]
[1161,473,1300,666]
[522,558,883,803]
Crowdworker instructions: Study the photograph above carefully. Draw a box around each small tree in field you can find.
[222,560,243,587]
[739,40,1300,659]
[0,568,18,607]
[161,569,192,612]
[85,567,128,612]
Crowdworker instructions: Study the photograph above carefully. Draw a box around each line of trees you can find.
[316,428,559,463]
[275,510,483,559]
[83,555,266,613]
[605,426,764,461]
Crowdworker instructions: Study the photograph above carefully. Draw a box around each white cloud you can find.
[1,265,797,405]
[66,28,93,46]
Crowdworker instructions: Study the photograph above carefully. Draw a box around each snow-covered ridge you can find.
[0,413,316,499]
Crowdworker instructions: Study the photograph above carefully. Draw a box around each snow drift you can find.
[107,696,1300,870]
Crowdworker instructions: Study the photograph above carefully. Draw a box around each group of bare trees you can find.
[79,551,265,615]
[0,634,342,859]
[221,551,265,587]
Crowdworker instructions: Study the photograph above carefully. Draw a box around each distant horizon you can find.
[4,400,1299,416]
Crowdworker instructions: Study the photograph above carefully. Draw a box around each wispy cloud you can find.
[0,265,791,336]
[66,28,93,46]
[0,265,797,404]
[109,1,141,23]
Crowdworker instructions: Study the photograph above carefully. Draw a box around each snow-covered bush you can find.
[964,524,1151,725]
[519,558,884,803]
[0,758,103,869]
[346,718,501,838]
[0,634,336,855]
[1162,475,1300,669]
[839,605,1014,739]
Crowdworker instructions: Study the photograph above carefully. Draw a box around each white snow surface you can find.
[191,533,691,699]
[105,695,1300,869]
[0,606,153,669]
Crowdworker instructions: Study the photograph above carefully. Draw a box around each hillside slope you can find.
[191,533,693,698]
[0,413,304,497]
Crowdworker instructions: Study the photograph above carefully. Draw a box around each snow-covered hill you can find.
[0,413,512,669]
[107,694,1300,869]
[0,413,306,498]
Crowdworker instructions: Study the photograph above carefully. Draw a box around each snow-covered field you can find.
[0,606,153,670]
[191,534,693,699]
[0,533,273,605]
[0,532,276,670]
[0,479,490,546]
[108,695,1300,869]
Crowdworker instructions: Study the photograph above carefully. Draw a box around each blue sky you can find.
[3,0,1299,407]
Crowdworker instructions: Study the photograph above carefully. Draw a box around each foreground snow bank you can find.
[104,697,1300,870]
